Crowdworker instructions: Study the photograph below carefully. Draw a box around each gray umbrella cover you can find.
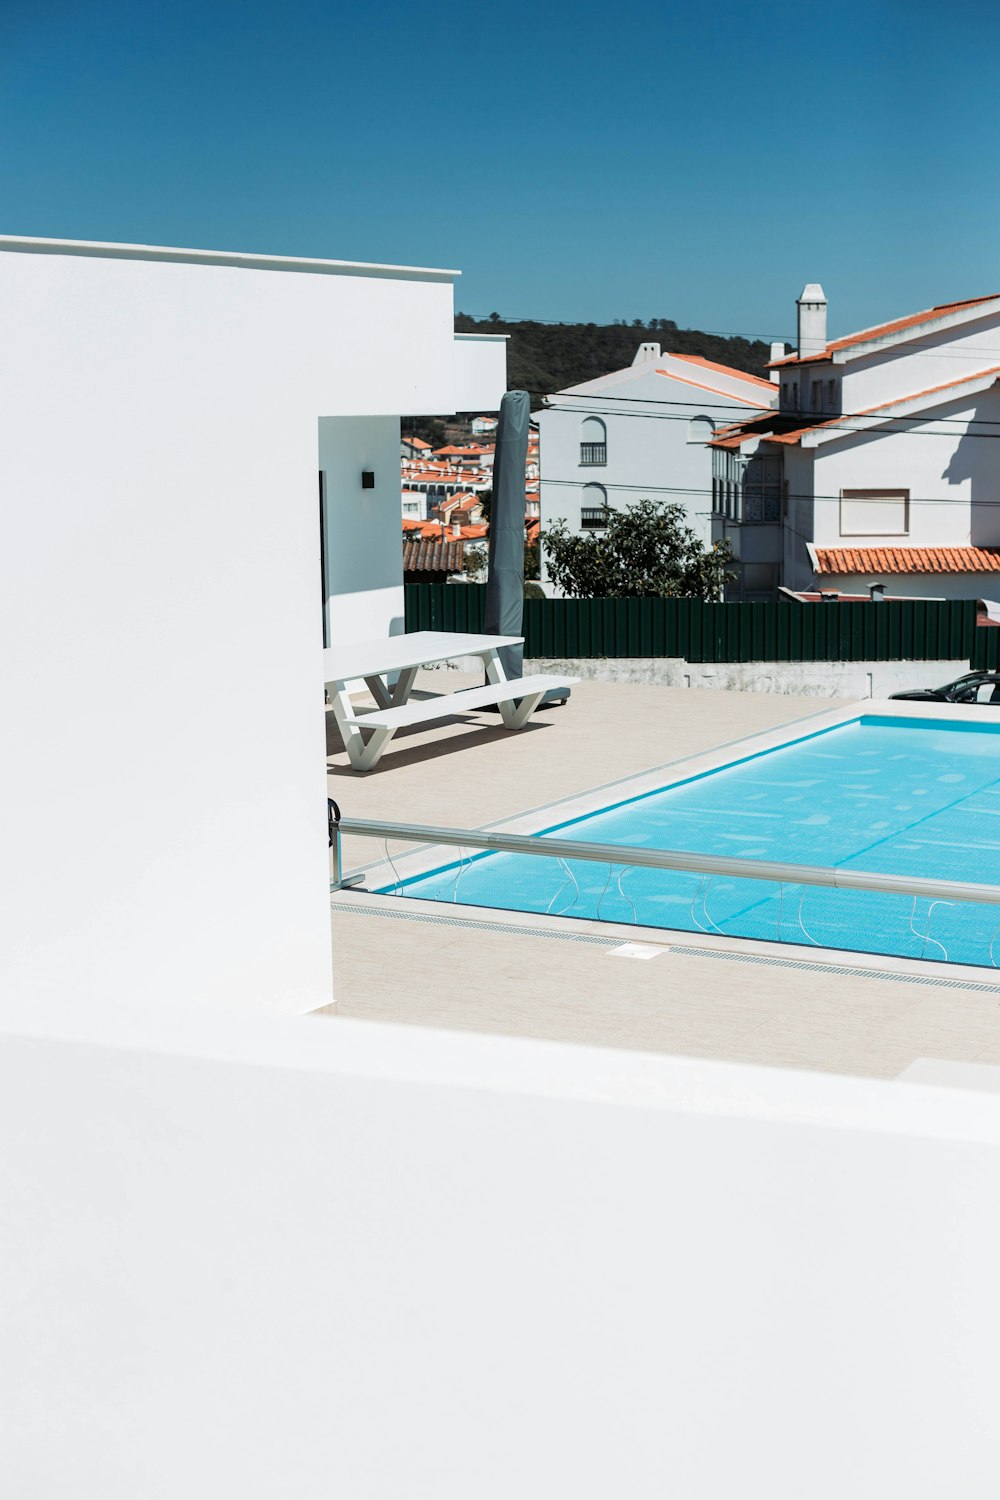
[484,389,530,680]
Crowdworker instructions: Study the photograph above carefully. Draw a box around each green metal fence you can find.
[972,628,1000,670]
[404,585,980,664]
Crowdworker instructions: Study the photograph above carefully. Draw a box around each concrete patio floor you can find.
[326,672,1000,1079]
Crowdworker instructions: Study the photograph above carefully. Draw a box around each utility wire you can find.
[534,389,1000,427]
[540,477,1000,508]
[459,311,1000,361]
[529,399,1000,441]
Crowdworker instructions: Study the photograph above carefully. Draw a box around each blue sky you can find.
[3,0,1000,342]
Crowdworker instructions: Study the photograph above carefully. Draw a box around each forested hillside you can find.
[454,312,772,404]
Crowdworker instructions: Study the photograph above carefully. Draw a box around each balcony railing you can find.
[579,443,607,465]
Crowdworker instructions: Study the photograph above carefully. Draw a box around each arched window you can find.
[581,483,608,530]
[580,416,607,465]
[687,415,715,444]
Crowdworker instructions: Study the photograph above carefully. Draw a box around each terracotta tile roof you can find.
[815,546,1000,576]
[771,294,1000,367]
[667,352,776,390]
[402,436,432,448]
[403,539,466,574]
[414,521,488,541]
[707,414,779,449]
[657,368,774,408]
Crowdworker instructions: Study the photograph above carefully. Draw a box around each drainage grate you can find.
[330,897,1000,995]
[668,944,1000,996]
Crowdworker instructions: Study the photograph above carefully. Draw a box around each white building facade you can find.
[537,343,777,577]
[713,286,1000,599]
[0,235,505,1021]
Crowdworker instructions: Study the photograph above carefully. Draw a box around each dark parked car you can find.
[890,670,1000,704]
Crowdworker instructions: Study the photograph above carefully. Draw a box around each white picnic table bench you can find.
[324,630,577,771]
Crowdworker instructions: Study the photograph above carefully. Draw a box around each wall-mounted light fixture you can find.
[361,471,375,489]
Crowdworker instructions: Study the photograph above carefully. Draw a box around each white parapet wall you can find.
[3,998,1000,1498]
[0,238,505,1017]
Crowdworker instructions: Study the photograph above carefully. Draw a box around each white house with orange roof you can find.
[401,487,430,522]
[711,285,1000,599]
[536,342,778,572]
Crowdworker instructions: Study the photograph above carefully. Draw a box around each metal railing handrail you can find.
[331,812,1000,907]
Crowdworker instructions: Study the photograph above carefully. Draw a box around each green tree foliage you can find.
[404,416,450,446]
[453,314,770,406]
[543,500,734,600]
[463,546,488,581]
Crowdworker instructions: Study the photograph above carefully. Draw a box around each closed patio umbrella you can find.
[483,389,569,706]
[484,389,530,681]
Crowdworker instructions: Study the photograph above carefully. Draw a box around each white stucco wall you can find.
[808,392,1000,549]
[0,238,505,1017]
[320,415,406,643]
[814,574,994,600]
[453,332,510,408]
[779,385,1000,592]
[5,998,1000,1499]
[836,311,1000,413]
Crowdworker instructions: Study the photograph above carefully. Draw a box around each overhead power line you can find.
[531,396,1000,441]
[539,477,1000,508]
[459,312,1000,362]
[535,389,1000,426]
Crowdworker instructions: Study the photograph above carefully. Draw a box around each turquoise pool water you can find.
[385,716,1000,968]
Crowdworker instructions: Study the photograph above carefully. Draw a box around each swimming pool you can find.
[379,712,1000,969]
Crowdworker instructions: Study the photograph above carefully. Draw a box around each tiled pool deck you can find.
[327,673,1000,1078]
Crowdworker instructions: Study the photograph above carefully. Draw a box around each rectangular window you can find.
[580,443,607,465]
[811,381,822,413]
[742,454,783,524]
[581,507,607,530]
[840,488,909,536]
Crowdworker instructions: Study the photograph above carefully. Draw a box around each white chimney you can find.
[797,284,828,358]
[632,342,661,365]
[769,341,786,382]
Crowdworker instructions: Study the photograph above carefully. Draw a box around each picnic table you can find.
[324,630,576,771]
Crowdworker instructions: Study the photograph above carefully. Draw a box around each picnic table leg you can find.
[483,650,509,687]
[364,665,419,711]
[483,650,540,730]
[363,675,393,710]
[329,683,396,771]
[389,665,419,707]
